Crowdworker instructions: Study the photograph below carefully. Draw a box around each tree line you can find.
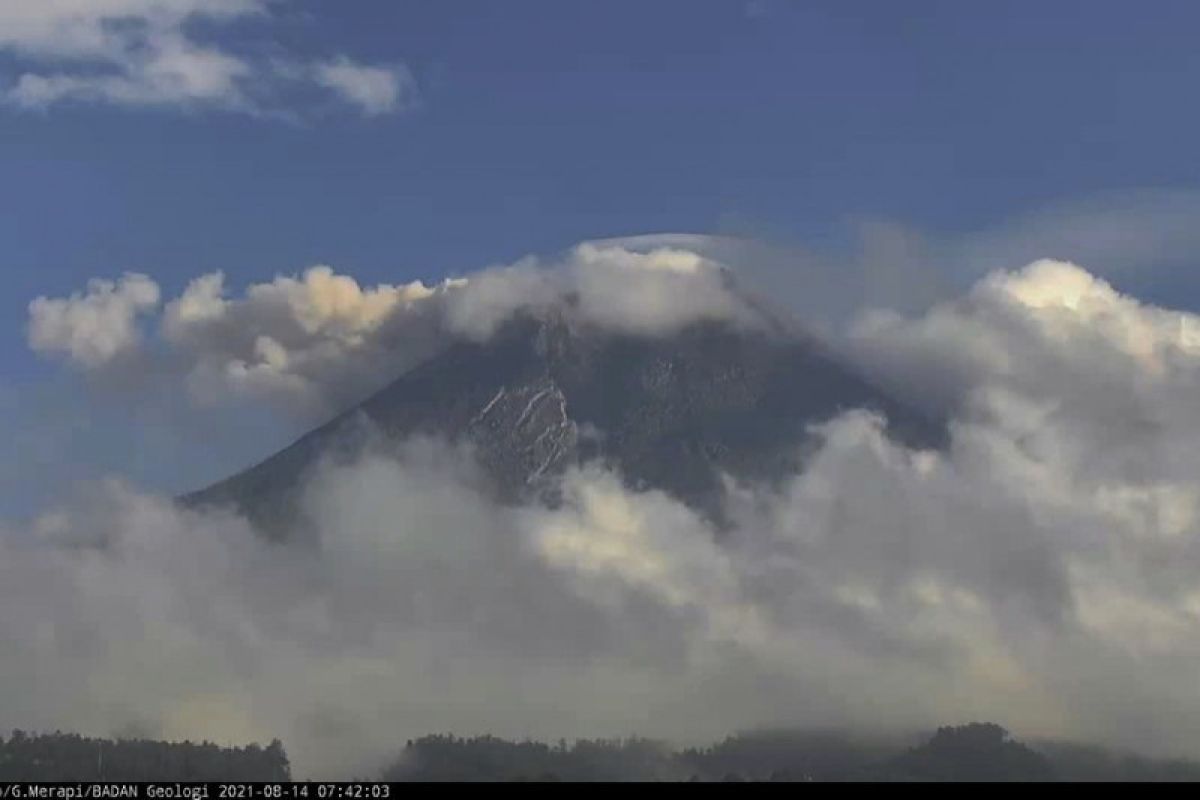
[385,723,1200,782]
[6,722,1200,781]
[0,730,290,781]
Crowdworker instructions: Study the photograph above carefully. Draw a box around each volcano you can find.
[182,310,941,533]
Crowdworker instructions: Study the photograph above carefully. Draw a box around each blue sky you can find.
[6,0,1200,511]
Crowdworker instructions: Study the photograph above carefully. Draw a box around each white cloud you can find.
[0,1,260,58]
[32,242,770,420]
[0,2,417,117]
[441,242,757,340]
[313,58,417,116]
[8,34,254,111]
[848,258,1200,416]
[568,242,757,336]
[162,266,451,418]
[28,272,161,367]
[0,449,737,778]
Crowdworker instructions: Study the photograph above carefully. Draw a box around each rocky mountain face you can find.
[182,313,942,534]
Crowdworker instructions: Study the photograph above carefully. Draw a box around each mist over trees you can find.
[380,723,1200,782]
[4,722,1200,781]
[0,731,290,782]
[383,735,682,782]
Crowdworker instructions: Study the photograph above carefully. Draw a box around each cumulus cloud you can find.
[848,258,1200,417]
[28,272,161,367]
[0,1,417,117]
[160,266,451,417]
[31,242,768,420]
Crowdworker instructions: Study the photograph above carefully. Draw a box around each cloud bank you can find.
[12,253,1200,778]
[0,1,416,117]
[28,242,763,420]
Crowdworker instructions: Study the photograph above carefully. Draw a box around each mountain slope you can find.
[182,313,942,533]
